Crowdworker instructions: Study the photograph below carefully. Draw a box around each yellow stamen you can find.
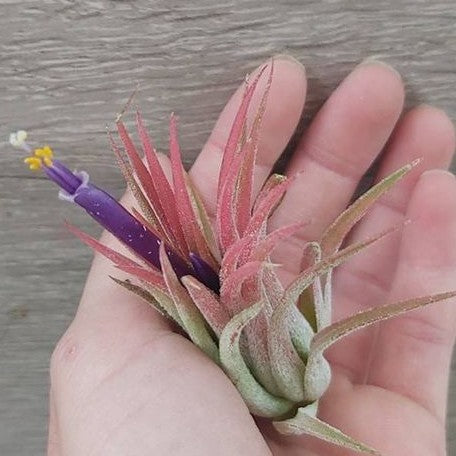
[24,146,54,170]
[43,156,53,166]
[34,146,53,160]
[24,157,43,171]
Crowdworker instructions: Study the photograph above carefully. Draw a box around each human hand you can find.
[48,56,456,456]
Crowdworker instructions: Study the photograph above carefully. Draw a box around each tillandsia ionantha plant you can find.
[10,63,456,455]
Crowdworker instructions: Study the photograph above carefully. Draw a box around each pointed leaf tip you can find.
[311,290,456,356]
[321,162,417,256]
[274,406,381,455]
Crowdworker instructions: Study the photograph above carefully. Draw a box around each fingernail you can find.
[422,169,456,180]
[358,57,401,79]
[272,53,304,68]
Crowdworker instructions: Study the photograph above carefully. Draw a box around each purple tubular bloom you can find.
[189,253,220,293]
[74,185,193,279]
[44,160,82,195]
[43,160,205,284]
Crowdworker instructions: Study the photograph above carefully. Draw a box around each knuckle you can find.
[50,325,80,382]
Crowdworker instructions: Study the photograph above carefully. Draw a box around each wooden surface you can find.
[1,1,455,454]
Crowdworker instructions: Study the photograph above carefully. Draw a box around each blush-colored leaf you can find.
[220,234,255,283]
[186,178,221,263]
[311,290,456,356]
[116,121,186,254]
[169,115,215,266]
[217,65,268,198]
[66,222,168,291]
[159,243,219,363]
[253,173,287,213]
[235,63,274,235]
[135,111,189,255]
[245,177,291,237]
[286,226,398,303]
[115,265,167,291]
[220,260,272,315]
[181,275,229,338]
[109,132,163,236]
[66,222,139,268]
[216,149,244,252]
[251,221,310,262]
[321,161,419,256]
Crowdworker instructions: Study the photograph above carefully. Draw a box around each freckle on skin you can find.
[57,336,79,363]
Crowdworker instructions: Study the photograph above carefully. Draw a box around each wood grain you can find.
[1,1,455,454]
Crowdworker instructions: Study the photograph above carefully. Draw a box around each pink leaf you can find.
[235,62,274,235]
[116,121,163,210]
[251,221,310,262]
[253,174,287,213]
[135,111,188,255]
[186,178,221,264]
[65,222,166,290]
[216,149,244,252]
[108,132,164,237]
[66,222,137,268]
[114,123,181,250]
[169,115,215,265]
[221,261,274,316]
[220,234,255,283]
[217,65,268,198]
[245,177,291,237]
[181,275,229,337]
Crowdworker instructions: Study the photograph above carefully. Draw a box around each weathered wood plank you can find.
[1,1,455,454]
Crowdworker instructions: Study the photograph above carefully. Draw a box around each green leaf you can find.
[302,290,456,402]
[159,244,219,363]
[297,288,318,332]
[321,161,419,256]
[286,226,397,303]
[274,404,381,455]
[311,290,456,356]
[268,293,314,402]
[110,276,168,317]
[110,276,184,329]
[219,301,295,418]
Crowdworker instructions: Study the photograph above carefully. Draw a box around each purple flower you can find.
[19,143,216,290]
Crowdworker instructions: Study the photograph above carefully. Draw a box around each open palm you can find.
[48,57,456,456]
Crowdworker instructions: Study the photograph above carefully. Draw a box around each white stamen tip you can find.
[9,130,28,148]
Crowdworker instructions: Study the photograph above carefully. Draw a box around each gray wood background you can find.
[1,1,455,454]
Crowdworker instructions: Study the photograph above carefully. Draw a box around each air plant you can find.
[11,65,456,455]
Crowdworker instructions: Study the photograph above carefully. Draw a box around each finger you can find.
[326,107,455,383]
[336,105,455,317]
[50,156,175,397]
[270,61,404,273]
[190,56,307,217]
[51,162,271,455]
[47,390,61,456]
[76,152,173,333]
[367,170,456,423]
